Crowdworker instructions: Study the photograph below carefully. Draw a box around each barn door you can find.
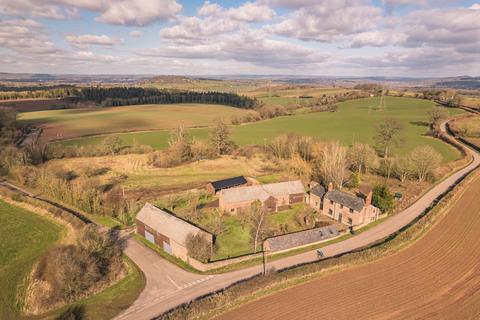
[163,241,173,255]
[145,230,155,244]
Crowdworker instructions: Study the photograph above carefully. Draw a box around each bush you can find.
[372,184,395,213]
[186,233,213,263]
[26,226,124,313]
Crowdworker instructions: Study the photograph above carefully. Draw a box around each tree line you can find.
[79,87,258,109]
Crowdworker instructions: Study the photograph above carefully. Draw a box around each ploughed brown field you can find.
[219,173,480,320]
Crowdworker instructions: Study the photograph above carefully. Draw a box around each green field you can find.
[0,200,62,319]
[19,103,249,141]
[56,97,463,162]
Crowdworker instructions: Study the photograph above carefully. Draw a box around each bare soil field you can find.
[219,173,480,320]
[0,98,72,112]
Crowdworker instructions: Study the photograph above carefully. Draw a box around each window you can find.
[349,208,354,213]
[348,218,353,225]
[231,208,235,212]
[340,204,344,209]
[330,200,334,205]
[328,209,333,215]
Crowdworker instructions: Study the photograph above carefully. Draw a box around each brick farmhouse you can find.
[136,203,214,261]
[219,180,305,214]
[306,182,380,228]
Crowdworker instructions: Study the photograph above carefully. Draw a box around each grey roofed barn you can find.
[325,189,365,212]
[265,225,339,252]
[136,203,212,247]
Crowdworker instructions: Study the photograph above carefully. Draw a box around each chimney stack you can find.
[328,182,334,192]
[365,190,373,206]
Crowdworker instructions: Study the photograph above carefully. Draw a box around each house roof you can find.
[220,180,305,204]
[310,184,326,198]
[325,189,365,212]
[266,225,339,252]
[136,203,212,246]
[210,176,247,192]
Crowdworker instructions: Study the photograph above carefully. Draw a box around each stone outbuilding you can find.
[136,203,214,261]
[219,180,305,214]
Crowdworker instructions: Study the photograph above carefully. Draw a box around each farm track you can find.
[220,171,480,320]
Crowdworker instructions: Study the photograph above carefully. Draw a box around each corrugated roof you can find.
[220,180,305,204]
[210,176,247,192]
[325,189,365,211]
[266,225,339,252]
[136,203,211,246]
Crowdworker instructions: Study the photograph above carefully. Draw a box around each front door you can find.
[145,230,155,244]
[338,213,343,223]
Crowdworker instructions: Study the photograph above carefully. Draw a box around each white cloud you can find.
[0,0,182,26]
[0,19,59,54]
[142,30,328,68]
[130,30,142,38]
[160,1,274,43]
[96,0,182,26]
[267,1,381,41]
[65,34,121,49]
[346,30,407,48]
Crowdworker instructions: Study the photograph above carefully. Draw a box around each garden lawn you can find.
[54,97,463,162]
[0,200,62,320]
[19,103,248,142]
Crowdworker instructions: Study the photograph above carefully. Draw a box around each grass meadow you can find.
[19,103,249,141]
[54,97,464,162]
[0,200,62,320]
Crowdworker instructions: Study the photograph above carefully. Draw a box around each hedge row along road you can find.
[114,119,480,320]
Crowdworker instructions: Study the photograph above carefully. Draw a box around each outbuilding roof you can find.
[266,225,339,252]
[325,189,365,212]
[210,176,248,193]
[136,203,212,246]
[310,184,326,198]
[220,180,305,204]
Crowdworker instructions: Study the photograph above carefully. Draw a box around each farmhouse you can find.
[219,180,305,214]
[136,203,214,261]
[306,182,380,228]
[264,225,339,253]
[207,176,248,194]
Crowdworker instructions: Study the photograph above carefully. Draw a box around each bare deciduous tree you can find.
[374,117,404,158]
[347,143,379,174]
[409,146,441,182]
[393,156,412,182]
[210,119,236,156]
[318,141,348,188]
[248,200,268,253]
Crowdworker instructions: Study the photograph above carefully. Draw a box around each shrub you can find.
[186,233,213,263]
[372,184,395,213]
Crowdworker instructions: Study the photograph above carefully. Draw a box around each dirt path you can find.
[220,172,480,320]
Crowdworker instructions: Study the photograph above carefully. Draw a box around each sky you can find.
[0,0,479,77]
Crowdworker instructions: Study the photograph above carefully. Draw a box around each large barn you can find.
[136,203,214,261]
